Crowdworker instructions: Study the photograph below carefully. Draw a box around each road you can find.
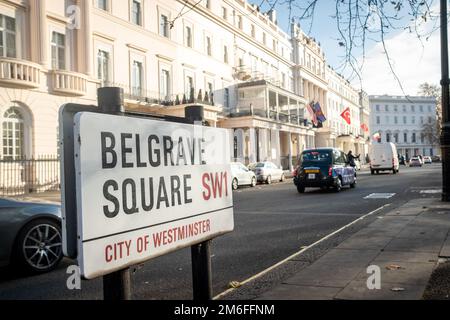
[0,164,443,300]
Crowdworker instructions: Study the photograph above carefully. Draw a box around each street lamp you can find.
[441,0,450,202]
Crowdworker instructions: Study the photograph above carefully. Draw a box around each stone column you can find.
[29,0,48,66]
[249,128,257,164]
[77,0,93,75]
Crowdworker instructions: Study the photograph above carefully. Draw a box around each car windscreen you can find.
[255,163,266,168]
[300,150,332,165]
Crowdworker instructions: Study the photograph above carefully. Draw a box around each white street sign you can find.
[73,112,234,279]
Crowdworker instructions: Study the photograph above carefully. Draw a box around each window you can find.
[376,116,380,124]
[404,133,408,143]
[96,0,108,10]
[385,116,389,124]
[131,60,143,97]
[222,7,227,20]
[394,105,398,112]
[386,133,391,143]
[223,45,228,63]
[420,116,424,124]
[238,16,243,29]
[206,81,213,96]
[411,116,415,124]
[224,88,229,109]
[385,105,389,112]
[412,133,416,143]
[403,105,406,112]
[273,39,277,51]
[160,69,170,100]
[97,50,110,86]
[411,105,415,112]
[131,0,142,26]
[262,32,266,45]
[375,105,380,112]
[159,14,169,38]
[205,35,211,56]
[428,105,432,112]
[205,0,211,9]
[394,116,398,124]
[403,116,407,124]
[251,24,255,38]
[185,75,194,98]
[185,25,193,47]
[428,116,432,123]
[421,134,425,143]
[394,133,399,143]
[2,107,24,160]
[0,14,16,58]
[51,32,66,70]
[419,105,423,112]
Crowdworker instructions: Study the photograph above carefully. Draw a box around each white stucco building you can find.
[369,95,439,158]
[0,0,369,193]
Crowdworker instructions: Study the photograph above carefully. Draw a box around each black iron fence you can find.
[0,155,60,196]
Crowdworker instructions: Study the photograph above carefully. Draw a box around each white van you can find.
[369,142,400,175]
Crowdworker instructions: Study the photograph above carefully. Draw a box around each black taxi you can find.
[293,148,356,193]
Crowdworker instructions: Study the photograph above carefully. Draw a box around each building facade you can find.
[369,95,439,159]
[0,0,369,193]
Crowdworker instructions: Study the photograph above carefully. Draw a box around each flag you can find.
[372,132,381,142]
[361,123,369,132]
[307,102,318,126]
[313,102,327,123]
[340,107,351,125]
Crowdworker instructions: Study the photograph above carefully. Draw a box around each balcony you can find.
[0,58,42,89]
[50,70,88,96]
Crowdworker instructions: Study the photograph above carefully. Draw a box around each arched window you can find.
[2,107,24,160]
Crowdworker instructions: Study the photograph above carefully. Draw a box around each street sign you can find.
[73,112,234,279]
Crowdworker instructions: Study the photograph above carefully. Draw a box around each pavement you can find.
[252,197,450,300]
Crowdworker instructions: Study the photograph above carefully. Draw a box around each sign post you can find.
[185,105,213,301]
[60,87,234,300]
[97,87,131,300]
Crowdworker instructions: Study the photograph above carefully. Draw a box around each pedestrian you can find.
[347,150,360,168]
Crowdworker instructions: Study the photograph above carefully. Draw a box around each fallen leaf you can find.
[386,264,404,270]
[228,281,242,289]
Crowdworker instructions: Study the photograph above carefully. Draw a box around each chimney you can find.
[268,9,277,25]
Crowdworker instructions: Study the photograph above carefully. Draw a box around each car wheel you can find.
[232,178,239,190]
[350,177,357,188]
[14,218,63,274]
[393,167,397,174]
[371,169,374,175]
[297,185,305,193]
[280,174,285,182]
[266,175,272,184]
[251,177,257,187]
[334,178,342,192]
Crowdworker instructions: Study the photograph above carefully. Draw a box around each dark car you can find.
[0,198,63,274]
[293,148,356,193]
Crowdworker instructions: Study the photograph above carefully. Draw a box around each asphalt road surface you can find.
[0,164,443,300]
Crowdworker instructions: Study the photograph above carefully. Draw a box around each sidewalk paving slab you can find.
[354,261,436,286]
[334,280,426,300]
[256,284,342,300]
[384,236,445,253]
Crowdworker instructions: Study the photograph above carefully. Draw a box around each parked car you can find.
[431,155,441,162]
[251,161,285,184]
[423,156,432,164]
[0,198,62,274]
[409,157,423,167]
[231,162,257,190]
[370,142,400,174]
[293,148,356,193]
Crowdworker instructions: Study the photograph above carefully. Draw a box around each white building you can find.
[369,95,439,158]
[0,0,368,193]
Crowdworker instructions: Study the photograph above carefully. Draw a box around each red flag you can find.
[340,107,351,125]
[361,123,369,132]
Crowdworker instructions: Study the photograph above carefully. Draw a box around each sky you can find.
[251,0,444,96]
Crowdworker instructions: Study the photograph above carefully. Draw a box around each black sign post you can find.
[185,105,213,301]
[60,88,218,300]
